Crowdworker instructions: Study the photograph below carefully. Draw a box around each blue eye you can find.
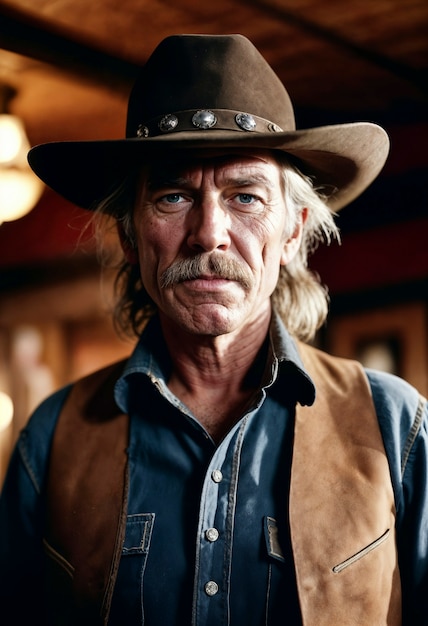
[237,193,255,204]
[164,193,183,203]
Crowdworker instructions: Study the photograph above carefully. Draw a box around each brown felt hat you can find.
[28,34,389,212]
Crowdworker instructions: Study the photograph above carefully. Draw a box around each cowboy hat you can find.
[28,34,389,212]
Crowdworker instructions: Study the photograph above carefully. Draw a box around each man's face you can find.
[133,149,303,337]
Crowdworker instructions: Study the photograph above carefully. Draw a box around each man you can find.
[0,34,426,626]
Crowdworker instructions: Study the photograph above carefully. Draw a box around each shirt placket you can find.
[192,418,248,626]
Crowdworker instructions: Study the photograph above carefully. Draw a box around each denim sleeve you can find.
[367,369,428,625]
[0,385,71,623]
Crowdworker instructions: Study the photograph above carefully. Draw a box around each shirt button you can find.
[205,527,219,542]
[204,581,219,596]
[211,469,223,483]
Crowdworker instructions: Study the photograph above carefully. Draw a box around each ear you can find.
[280,208,307,266]
[117,222,139,265]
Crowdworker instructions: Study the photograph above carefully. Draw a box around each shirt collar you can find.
[268,312,315,406]
[115,313,315,412]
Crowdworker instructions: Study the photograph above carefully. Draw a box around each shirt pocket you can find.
[263,516,300,626]
[122,513,155,556]
[108,513,155,625]
[264,515,285,563]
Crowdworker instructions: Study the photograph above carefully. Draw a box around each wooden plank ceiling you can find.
[0,0,427,281]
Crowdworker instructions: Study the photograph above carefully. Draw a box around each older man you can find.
[0,34,426,626]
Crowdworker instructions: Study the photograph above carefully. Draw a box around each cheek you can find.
[237,220,281,271]
[135,215,169,258]
[133,221,161,284]
[135,217,185,286]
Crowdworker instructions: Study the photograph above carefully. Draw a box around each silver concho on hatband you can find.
[136,124,149,138]
[191,110,217,129]
[235,112,256,131]
[159,114,179,133]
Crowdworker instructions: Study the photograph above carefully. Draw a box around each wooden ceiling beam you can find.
[0,3,138,87]
[244,0,428,93]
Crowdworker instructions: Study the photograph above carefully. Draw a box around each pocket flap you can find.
[264,516,285,563]
[122,513,155,555]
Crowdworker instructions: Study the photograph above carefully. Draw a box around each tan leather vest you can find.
[44,343,401,625]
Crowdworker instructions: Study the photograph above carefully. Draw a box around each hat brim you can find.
[28,121,389,212]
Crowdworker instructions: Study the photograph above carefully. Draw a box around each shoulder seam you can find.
[17,386,72,494]
[401,394,427,478]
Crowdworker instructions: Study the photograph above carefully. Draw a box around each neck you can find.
[159,311,271,441]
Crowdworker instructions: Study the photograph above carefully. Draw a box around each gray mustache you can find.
[160,254,253,289]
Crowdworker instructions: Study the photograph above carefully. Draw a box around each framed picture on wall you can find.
[328,301,428,396]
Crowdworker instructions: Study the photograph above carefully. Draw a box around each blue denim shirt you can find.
[0,315,427,625]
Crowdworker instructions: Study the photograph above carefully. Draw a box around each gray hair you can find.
[93,155,340,342]
[273,157,340,340]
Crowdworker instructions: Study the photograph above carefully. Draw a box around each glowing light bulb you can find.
[0,114,44,223]
[0,391,13,432]
[0,114,27,163]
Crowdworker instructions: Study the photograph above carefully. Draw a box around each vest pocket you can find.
[43,537,75,579]
[43,538,77,624]
[332,528,390,573]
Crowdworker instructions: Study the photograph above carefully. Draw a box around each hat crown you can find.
[126,34,295,137]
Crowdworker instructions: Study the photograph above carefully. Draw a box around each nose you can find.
[186,194,231,252]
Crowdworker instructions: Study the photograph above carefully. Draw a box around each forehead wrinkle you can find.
[221,173,276,190]
[147,169,277,193]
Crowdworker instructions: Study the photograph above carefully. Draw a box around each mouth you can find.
[186,272,228,281]
[182,274,235,289]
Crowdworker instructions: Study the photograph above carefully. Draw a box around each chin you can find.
[186,308,252,338]
[183,319,235,337]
